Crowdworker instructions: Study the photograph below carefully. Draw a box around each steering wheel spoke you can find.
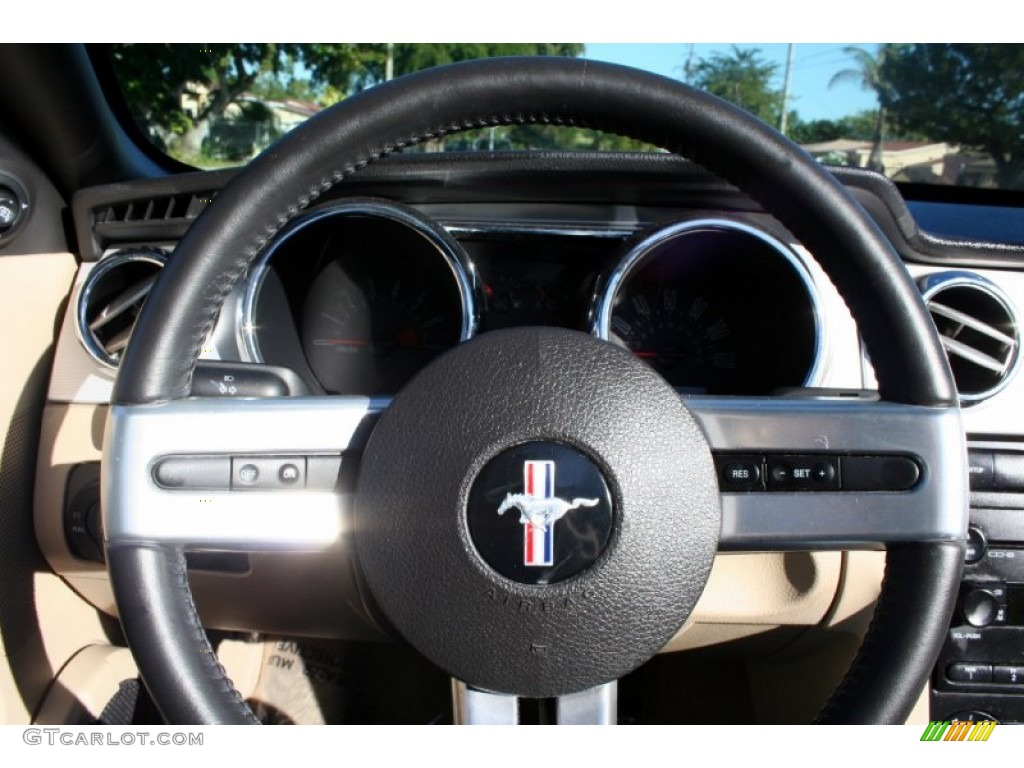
[452,681,617,725]
[688,395,968,551]
[103,396,374,552]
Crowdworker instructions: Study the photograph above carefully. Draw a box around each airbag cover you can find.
[354,327,720,697]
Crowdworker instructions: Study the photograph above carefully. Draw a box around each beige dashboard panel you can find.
[0,252,115,724]
[664,551,844,652]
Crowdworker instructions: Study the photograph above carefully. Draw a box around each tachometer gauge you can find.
[243,201,478,395]
[303,252,463,394]
[595,218,822,395]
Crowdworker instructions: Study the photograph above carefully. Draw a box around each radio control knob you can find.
[962,589,1000,628]
[965,526,987,564]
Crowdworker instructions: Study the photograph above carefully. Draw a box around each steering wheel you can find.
[102,57,967,725]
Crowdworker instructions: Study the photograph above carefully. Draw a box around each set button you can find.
[767,456,839,490]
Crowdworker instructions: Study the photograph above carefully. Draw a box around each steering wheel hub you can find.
[354,327,720,697]
[467,439,614,585]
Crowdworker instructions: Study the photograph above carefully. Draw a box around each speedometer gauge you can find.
[243,201,478,395]
[610,288,738,389]
[595,218,822,395]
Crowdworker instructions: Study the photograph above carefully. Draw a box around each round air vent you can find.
[76,248,167,367]
[919,271,1020,404]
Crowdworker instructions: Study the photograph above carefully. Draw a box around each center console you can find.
[931,447,1024,723]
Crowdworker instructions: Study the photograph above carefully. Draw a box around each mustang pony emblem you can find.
[497,493,599,529]
[496,460,598,567]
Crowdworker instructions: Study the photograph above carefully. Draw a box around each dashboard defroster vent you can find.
[919,271,1020,404]
[76,248,167,367]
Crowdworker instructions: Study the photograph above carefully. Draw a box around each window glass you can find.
[110,43,1024,190]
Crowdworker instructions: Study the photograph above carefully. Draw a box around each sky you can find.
[584,43,878,123]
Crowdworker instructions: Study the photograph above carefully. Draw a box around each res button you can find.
[718,456,763,491]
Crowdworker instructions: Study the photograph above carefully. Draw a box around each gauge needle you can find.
[312,338,369,347]
[633,351,658,359]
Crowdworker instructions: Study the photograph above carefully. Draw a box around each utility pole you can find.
[683,43,695,83]
[385,43,394,82]
[780,43,795,136]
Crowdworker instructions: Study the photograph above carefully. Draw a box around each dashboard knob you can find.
[965,526,987,564]
[0,185,23,233]
[962,588,1000,628]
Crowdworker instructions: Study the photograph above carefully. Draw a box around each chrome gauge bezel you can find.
[239,200,480,366]
[591,217,826,389]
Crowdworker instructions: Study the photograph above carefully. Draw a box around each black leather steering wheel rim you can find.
[106,57,964,724]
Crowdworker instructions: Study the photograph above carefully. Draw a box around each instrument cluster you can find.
[244,200,823,397]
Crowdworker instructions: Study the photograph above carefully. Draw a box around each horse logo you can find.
[496,460,598,567]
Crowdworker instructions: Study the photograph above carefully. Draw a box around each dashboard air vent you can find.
[95,192,215,224]
[76,248,167,367]
[919,271,1020,404]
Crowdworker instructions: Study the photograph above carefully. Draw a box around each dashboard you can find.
[30,151,1024,723]
[55,155,872,405]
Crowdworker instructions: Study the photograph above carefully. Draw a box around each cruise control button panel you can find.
[714,452,921,492]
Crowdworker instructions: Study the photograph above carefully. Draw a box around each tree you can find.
[305,44,583,97]
[789,111,880,145]
[111,44,300,158]
[828,45,893,173]
[690,47,783,126]
[113,44,585,161]
[880,44,1024,188]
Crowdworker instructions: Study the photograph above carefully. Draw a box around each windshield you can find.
[110,43,1024,190]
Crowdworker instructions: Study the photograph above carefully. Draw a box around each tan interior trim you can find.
[0,253,116,724]
[33,644,138,724]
